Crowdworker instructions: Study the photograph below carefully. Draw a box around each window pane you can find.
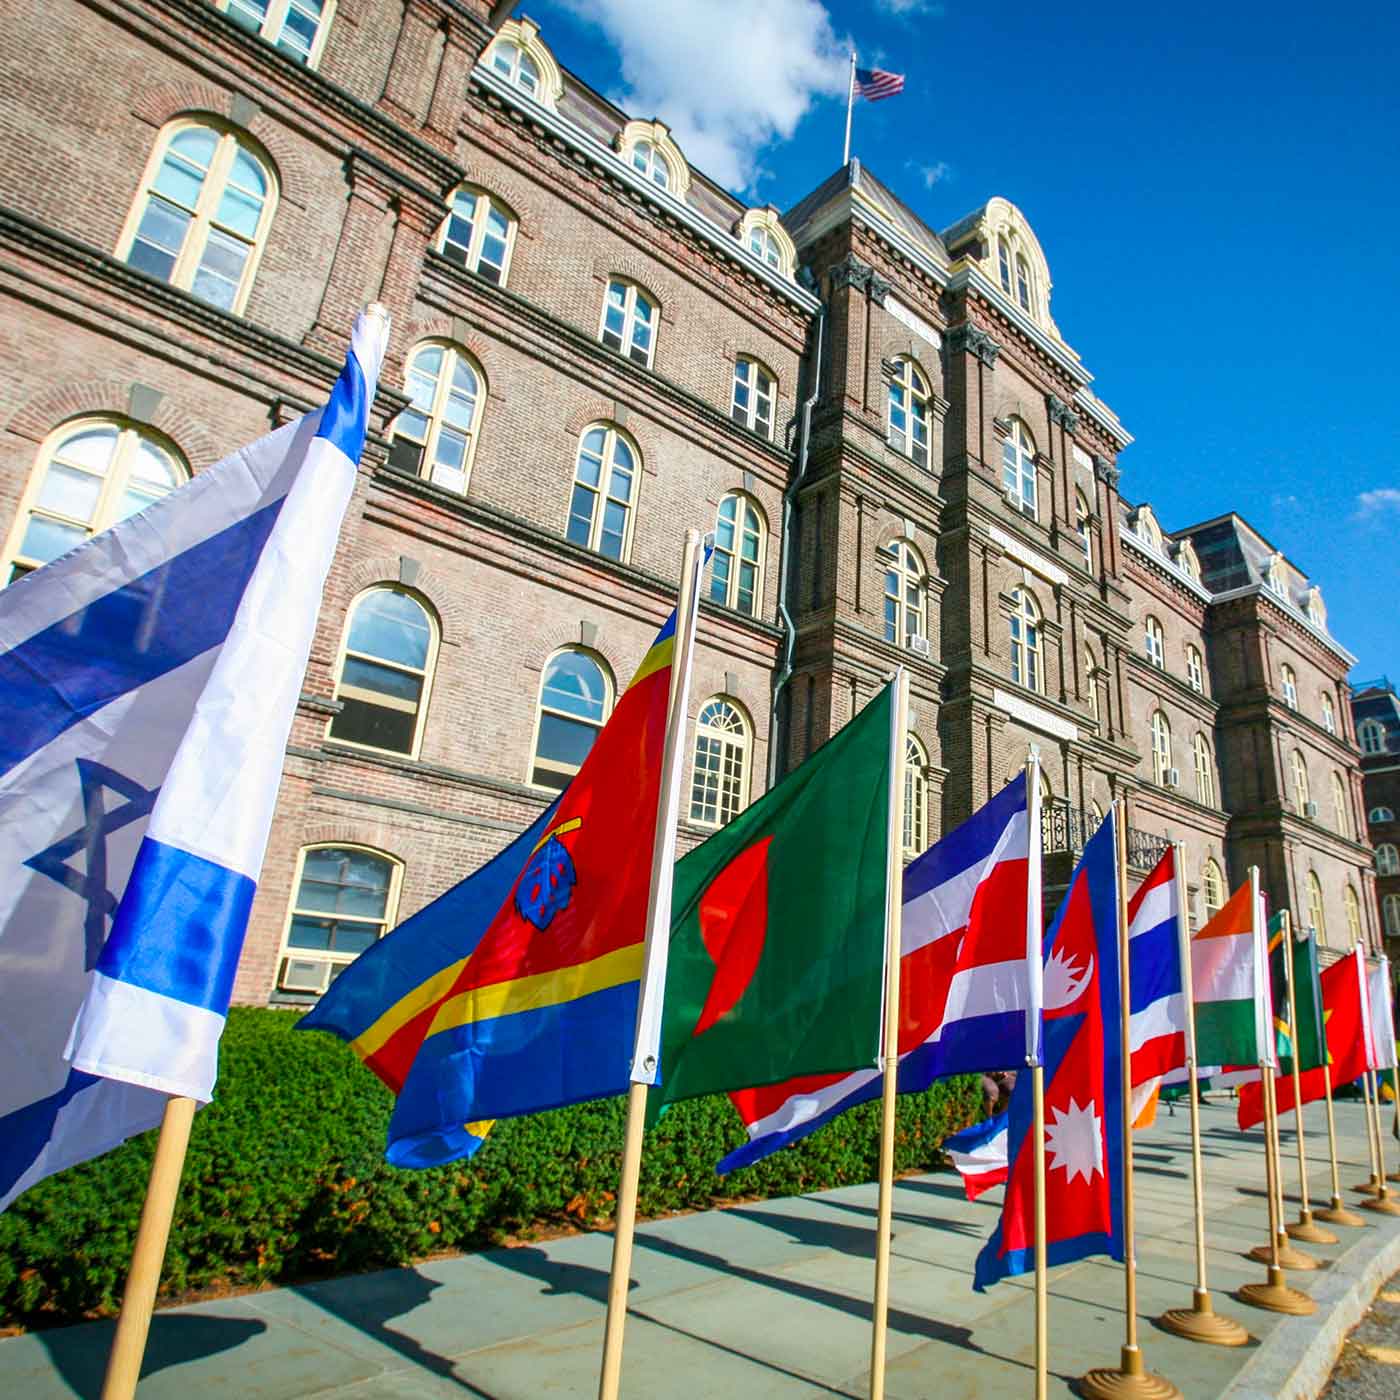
[216,183,263,239]
[19,514,87,564]
[191,229,248,309]
[542,653,606,720]
[330,691,418,753]
[129,200,191,281]
[347,590,431,669]
[566,487,595,545]
[35,462,104,521]
[287,914,335,951]
[153,153,208,211]
[536,711,597,771]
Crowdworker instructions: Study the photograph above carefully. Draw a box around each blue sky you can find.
[517,1,1399,680]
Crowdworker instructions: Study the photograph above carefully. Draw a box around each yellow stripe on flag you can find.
[350,955,472,1061]
[628,633,674,690]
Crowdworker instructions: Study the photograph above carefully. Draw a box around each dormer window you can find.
[490,39,539,95]
[997,236,1012,294]
[1135,508,1162,551]
[737,209,796,278]
[749,225,781,268]
[1266,554,1287,597]
[631,140,672,191]
[1015,255,1032,312]
[483,19,563,111]
[1176,541,1200,581]
[1307,587,1327,628]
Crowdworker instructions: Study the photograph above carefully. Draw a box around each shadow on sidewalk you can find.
[484,1244,630,1302]
[36,1313,266,1399]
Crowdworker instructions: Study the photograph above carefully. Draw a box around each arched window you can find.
[120,120,276,314]
[1136,509,1162,550]
[1307,871,1326,943]
[2,418,188,584]
[1266,555,1287,597]
[1144,616,1165,669]
[532,648,613,790]
[738,211,795,276]
[439,185,516,285]
[1332,772,1350,838]
[600,279,658,367]
[567,424,637,561]
[1377,844,1400,876]
[1001,418,1037,517]
[1074,490,1093,570]
[489,37,542,96]
[903,733,928,858]
[1088,800,1105,835]
[1187,645,1204,694]
[1280,664,1298,710]
[997,236,1012,294]
[1346,886,1363,946]
[1322,692,1336,735]
[711,493,764,616]
[748,224,782,268]
[1176,541,1201,581]
[689,698,750,828]
[328,588,436,756]
[216,0,333,67]
[1290,749,1310,811]
[389,341,484,494]
[629,139,672,190]
[887,358,931,469]
[731,357,777,439]
[883,541,926,648]
[1373,807,1396,823]
[1202,859,1225,922]
[1014,254,1032,312]
[1386,894,1400,940]
[1360,719,1386,755]
[1307,588,1327,628]
[1151,710,1173,786]
[1009,588,1043,693]
[1084,646,1099,722]
[278,844,401,993]
[1194,733,1215,807]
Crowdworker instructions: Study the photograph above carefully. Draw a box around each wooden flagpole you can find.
[1361,1064,1400,1215]
[1239,871,1314,1315]
[1281,913,1337,1245]
[1081,806,1181,1400]
[598,529,706,1400]
[868,667,909,1400]
[1026,749,1047,1400]
[1316,1055,1365,1226]
[101,1095,198,1400]
[1158,842,1248,1345]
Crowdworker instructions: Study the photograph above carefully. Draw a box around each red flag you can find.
[1238,953,1366,1129]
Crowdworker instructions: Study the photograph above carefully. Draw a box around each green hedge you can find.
[0,1008,981,1328]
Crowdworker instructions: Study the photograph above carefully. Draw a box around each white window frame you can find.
[117,118,277,316]
[1386,894,1400,940]
[529,646,615,791]
[1332,772,1350,838]
[711,492,765,617]
[1280,664,1298,710]
[1322,692,1336,734]
[883,541,927,648]
[599,278,659,368]
[1151,710,1173,786]
[276,843,402,993]
[1372,807,1396,823]
[1346,886,1363,945]
[630,139,672,190]
[1202,859,1225,921]
[389,340,486,496]
[566,423,639,562]
[1290,748,1310,811]
[1075,490,1093,571]
[689,698,751,829]
[887,358,932,469]
[1001,418,1037,517]
[1009,587,1043,694]
[903,733,928,859]
[2,417,189,584]
[1084,646,1099,722]
[1187,645,1204,694]
[438,185,517,285]
[1194,732,1215,807]
[1360,719,1386,755]
[1144,616,1165,669]
[1307,871,1327,943]
[216,0,335,67]
[1378,844,1400,877]
[731,357,777,439]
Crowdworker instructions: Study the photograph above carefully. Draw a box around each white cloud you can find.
[1356,488,1400,520]
[918,160,951,189]
[554,0,849,193]
[875,0,945,15]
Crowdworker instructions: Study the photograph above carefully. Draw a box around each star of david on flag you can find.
[973,810,1125,1290]
[0,308,387,1211]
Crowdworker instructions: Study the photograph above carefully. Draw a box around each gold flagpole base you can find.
[1315,1195,1367,1227]
[1237,1267,1315,1316]
[1080,1345,1182,1400]
[1353,1175,1381,1196]
[1157,1290,1250,1347]
[1388,1171,1400,1183]
[1247,1232,1318,1270]
[1362,1190,1400,1217]
[1285,1210,1339,1245]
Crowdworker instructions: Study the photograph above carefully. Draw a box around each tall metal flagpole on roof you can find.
[843,50,857,167]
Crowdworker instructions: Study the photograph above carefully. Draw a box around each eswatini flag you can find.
[1127,846,1186,1086]
[717,772,1038,1171]
[651,684,894,1114]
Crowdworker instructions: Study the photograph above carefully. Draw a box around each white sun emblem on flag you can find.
[1043,946,1093,1011]
[1045,1097,1104,1185]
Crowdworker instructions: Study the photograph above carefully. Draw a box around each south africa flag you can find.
[651,684,893,1112]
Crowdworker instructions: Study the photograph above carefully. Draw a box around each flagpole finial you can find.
[364,302,390,325]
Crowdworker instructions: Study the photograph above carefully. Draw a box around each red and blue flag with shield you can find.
[973,811,1124,1290]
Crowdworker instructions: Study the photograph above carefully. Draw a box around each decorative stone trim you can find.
[827,253,888,303]
[948,322,1001,367]
[1093,453,1120,488]
[1046,393,1080,433]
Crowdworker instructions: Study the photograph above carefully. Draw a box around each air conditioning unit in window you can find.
[280,957,332,995]
[1164,768,1180,789]
[907,635,932,658]
[1304,800,1319,819]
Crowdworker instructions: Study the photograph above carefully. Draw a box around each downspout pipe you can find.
[769,292,825,787]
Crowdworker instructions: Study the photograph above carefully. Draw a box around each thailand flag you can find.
[944,1111,1009,1201]
[1128,846,1187,1086]
[0,309,387,1211]
[720,770,1040,1173]
[974,812,1124,1290]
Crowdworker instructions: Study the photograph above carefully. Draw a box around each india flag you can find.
[1191,872,1269,1070]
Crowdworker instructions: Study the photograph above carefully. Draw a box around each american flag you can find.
[855,66,905,101]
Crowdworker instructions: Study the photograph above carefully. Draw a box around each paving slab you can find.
[2,1100,1397,1398]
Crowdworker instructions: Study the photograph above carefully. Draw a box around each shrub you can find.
[0,1008,981,1328]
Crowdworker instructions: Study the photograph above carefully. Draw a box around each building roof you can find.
[782,159,949,266]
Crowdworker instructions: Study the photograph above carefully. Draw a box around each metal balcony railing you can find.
[1040,798,1171,875]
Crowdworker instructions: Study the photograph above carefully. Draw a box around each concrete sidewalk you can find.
[3,1099,1399,1398]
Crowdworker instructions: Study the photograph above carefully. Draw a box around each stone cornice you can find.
[470,65,820,316]
[1210,583,1357,668]
[1046,393,1080,433]
[1120,526,1211,602]
[946,322,1001,367]
[828,253,890,305]
[947,262,1091,387]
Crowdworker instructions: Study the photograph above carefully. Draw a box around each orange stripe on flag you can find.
[1195,881,1253,940]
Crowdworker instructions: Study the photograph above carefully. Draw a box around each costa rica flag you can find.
[973,812,1124,1290]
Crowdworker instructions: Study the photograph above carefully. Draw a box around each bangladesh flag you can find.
[652,683,893,1112]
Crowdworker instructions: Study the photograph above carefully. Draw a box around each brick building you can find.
[0,2,1379,1004]
[1351,681,1400,955]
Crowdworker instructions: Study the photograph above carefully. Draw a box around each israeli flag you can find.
[0,308,388,1210]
